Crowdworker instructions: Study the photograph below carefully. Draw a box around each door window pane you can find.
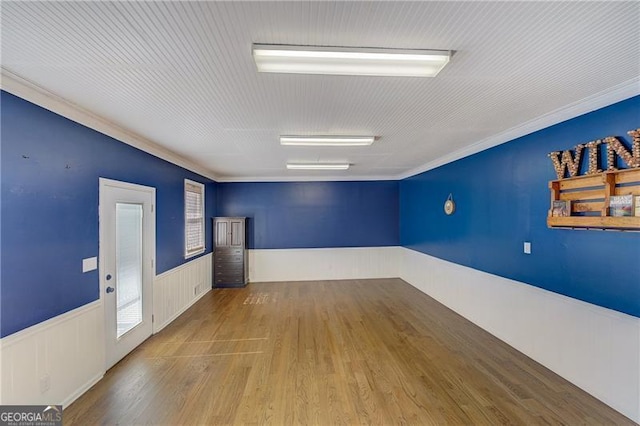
[116,203,143,338]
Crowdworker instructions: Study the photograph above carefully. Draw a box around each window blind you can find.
[185,180,205,257]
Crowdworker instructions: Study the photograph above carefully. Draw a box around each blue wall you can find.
[1,91,217,337]
[217,181,399,249]
[400,96,640,318]
[3,88,637,338]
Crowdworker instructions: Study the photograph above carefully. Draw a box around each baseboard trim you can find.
[62,373,104,408]
[154,287,211,333]
[0,301,104,407]
[398,247,640,423]
[153,253,213,334]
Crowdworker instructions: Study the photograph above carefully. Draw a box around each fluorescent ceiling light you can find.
[280,136,375,146]
[253,44,450,77]
[286,163,350,170]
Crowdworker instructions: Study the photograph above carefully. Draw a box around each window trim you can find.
[184,179,205,259]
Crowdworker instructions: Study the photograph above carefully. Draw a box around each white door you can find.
[100,178,155,370]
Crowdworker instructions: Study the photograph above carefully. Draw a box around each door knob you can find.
[106,286,115,293]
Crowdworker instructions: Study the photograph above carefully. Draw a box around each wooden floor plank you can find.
[64,279,634,425]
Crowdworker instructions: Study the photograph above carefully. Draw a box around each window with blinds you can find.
[184,179,205,258]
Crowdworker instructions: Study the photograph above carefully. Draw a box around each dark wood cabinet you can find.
[213,217,247,288]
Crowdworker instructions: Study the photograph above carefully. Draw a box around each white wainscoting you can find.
[153,253,212,333]
[248,247,400,282]
[3,248,637,422]
[0,254,213,408]
[0,301,104,407]
[399,247,640,423]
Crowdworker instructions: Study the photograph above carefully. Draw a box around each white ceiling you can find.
[2,1,639,181]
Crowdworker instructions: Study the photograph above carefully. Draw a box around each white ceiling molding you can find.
[3,68,637,184]
[223,77,640,182]
[1,70,400,183]
[0,69,219,182]
[398,76,640,180]
[215,175,396,183]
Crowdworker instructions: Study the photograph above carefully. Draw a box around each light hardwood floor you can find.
[64,279,633,425]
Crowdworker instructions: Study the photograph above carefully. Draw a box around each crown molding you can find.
[215,174,398,183]
[0,69,219,182]
[397,77,640,180]
[3,68,636,184]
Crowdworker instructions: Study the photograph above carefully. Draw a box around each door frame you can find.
[99,177,156,370]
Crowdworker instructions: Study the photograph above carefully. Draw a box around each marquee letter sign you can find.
[548,145,584,180]
[548,128,640,180]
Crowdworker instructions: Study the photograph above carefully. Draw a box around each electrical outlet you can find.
[40,374,51,393]
[523,241,532,254]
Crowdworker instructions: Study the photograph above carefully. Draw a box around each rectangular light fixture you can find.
[280,136,374,146]
[253,44,450,77]
[286,163,350,170]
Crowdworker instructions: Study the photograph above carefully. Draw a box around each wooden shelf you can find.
[547,216,640,229]
[547,168,640,231]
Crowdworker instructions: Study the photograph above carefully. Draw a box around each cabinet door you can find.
[215,219,230,247]
[229,219,245,247]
